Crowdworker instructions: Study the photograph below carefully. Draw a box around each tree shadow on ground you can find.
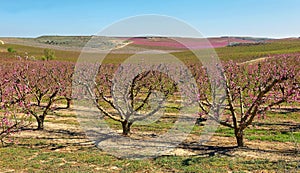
[270,107,300,113]
[179,141,299,158]
[14,128,95,150]
[14,118,299,159]
[251,121,300,133]
[179,143,237,157]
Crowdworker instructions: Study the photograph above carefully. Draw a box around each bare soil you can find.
[12,106,300,162]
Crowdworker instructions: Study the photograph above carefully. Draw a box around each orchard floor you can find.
[0,107,299,173]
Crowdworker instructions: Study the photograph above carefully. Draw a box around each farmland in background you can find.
[2,36,300,63]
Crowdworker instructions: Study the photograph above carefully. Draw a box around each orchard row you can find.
[0,54,299,147]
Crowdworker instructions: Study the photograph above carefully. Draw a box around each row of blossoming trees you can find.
[0,61,73,144]
[0,54,299,147]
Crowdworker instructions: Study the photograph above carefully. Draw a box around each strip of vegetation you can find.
[0,146,298,172]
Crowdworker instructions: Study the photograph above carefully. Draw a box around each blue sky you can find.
[0,0,299,38]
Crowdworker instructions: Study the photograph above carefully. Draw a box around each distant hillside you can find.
[1,35,300,63]
[35,36,91,47]
[0,35,274,53]
[0,36,131,52]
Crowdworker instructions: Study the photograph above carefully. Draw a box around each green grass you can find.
[102,110,300,143]
[0,43,80,61]
[54,112,77,118]
[44,118,79,125]
[103,114,177,134]
[170,39,300,63]
[214,111,300,143]
[266,111,300,121]
[0,146,298,172]
[246,131,300,142]
[1,110,299,172]
[214,39,300,61]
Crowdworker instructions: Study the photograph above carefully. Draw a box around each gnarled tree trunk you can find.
[36,115,45,130]
[235,129,244,147]
[121,120,133,136]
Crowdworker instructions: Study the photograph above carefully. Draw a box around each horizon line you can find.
[1,34,299,39]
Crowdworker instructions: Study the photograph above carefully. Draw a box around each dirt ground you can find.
[12,106,299,163]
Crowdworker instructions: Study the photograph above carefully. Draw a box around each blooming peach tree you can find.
[195,55,300,147]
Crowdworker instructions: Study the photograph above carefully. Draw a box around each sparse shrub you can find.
[43,48,55,60]
[7,47,16,53]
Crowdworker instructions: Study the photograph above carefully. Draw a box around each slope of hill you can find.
[1,36,300,63]
[0,36,271,52]
[0,36,129,52]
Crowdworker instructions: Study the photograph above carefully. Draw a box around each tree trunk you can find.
[66,98,71,109]
[122,120,133,136]
[235,130,244,147]
[36,115,45,130]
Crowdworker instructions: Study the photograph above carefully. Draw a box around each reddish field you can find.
[124,37,257,49]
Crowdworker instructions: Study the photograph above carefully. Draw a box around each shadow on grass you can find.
[270,107,300,113]
[13,128,95,151]
[252,122,300,131]
[83,130,298,159]
[179,141,299,158]
[15,123,299,159]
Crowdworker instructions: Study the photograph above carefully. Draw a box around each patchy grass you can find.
[266,111,300,122]
[54,112,77,118]
[0,145,299,172]
[0,43,80,61]
[214,111,300,143]
[45,119,80,126]
[0,109,299,172]
[246,131,300,143]
[103,114,176,135]
[216,127,300,143]
[215,39,300,61]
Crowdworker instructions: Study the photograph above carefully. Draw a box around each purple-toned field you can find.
[125,37,257,49]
